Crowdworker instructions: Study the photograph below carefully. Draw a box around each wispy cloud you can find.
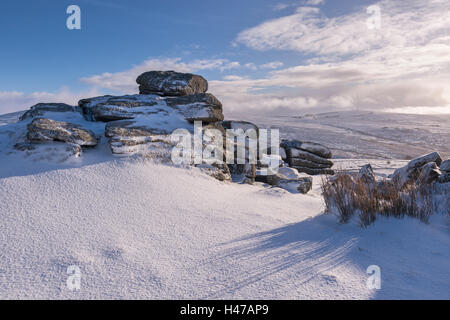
[226,0,450,114]
[80,58,242,93]
[0,87,102,114]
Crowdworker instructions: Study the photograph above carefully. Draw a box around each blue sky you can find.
[0,0,449,115]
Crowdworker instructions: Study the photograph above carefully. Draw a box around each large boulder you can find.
[20,103,82,121]
[136,71,208,96]
[391,152,442,188]
[27,118,98,146]
[79,94,223,123]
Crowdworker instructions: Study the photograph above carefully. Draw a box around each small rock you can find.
[277,177,313,194]
[358,164,375,184]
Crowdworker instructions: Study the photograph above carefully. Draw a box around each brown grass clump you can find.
[321,172,433,227]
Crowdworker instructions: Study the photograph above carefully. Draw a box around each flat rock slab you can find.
[79,94,223,123]
[136,71,208,96]
[27,118,98,146]
[289,148,334,166]
[281,139,332,159]
[291,166,335,175]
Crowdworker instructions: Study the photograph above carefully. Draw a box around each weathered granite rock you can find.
[290,158,332,169]
[165,93,224,123]
[288,148,333,166]
[279,147,287,161]
[14,141,82,161]
[281,140,332,159]
[136,71,208,96]
[392,152,442,188]
[417,162,441,185]
[358,164,375,184]
[277,177,313,194]
[440,159,450,172]
[27,118,98,146]
[438,172,450,183]
[196,163,232,182]
[20,103,82,121]
[79,94,223,123]
[222,120,259,135]
[105,119,229,183]
[255,172,284,185]
[280,139,333,175]
[222,120,260,183]
[291,166,335,176]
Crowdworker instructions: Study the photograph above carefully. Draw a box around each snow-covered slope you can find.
[0,111,449,299]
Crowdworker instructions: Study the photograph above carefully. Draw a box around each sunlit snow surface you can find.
[244,111,450,160]
[0,111,449,299]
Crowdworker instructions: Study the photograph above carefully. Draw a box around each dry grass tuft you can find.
[321,172,433,227]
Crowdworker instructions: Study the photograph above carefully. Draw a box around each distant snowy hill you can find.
[245,111,450,160]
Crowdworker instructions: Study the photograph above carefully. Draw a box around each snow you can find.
[244,111,450,160]
[0,110,449,299]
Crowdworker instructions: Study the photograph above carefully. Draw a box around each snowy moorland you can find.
[0,109,449,299]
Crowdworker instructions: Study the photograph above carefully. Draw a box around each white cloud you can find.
[224,0,450,115]
[304,0,324,5]
[260,61,284,69]
[0,87,102,114]
[81,57,242,93]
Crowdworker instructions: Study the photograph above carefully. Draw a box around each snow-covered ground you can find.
[243,111,450,160]
[0,110,449,299]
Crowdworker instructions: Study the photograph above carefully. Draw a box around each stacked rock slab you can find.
[281,139,334,175]
[15,103,98,159]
